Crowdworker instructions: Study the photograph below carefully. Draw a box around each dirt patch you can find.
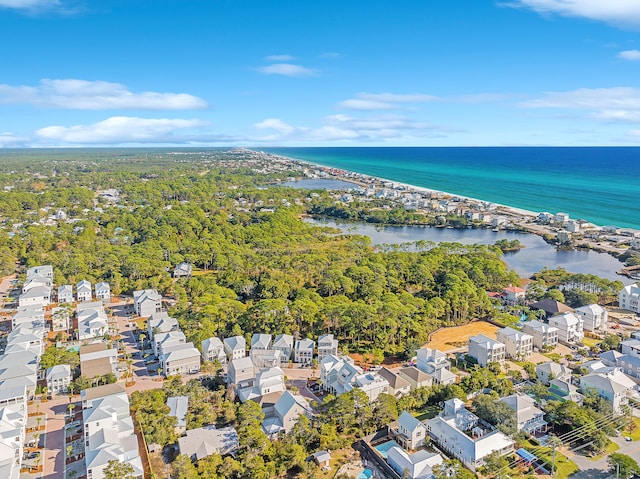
[425,321,500,352]
[349,353,404,369]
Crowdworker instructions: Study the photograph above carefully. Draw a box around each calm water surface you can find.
[308,218,631,284]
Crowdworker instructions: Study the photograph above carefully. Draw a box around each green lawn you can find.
[622,417,640,441]
[415,405,440,421]
[582,337,601,348]
[589,440,619,461]
[517,439,579,479]
[543,353,562,362]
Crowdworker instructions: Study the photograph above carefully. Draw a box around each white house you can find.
[173,262,193,278]
[579,370,636,414]
[94,282,111,302]
[353,373,389,402]
[621,339,640,358]
[237,367,286,402]
[77,302,109,340]
[46,364,71,395]
[223,336,246,361]
[57,285,74,304]
[387,447,443,479]
[18,286,51,307]
[272,334,294,361]
[416,347,451,376]
[201,337,226,364]
[133,289,162,317]
[317,334,339,361]
[159,346,201,377]
[502,286,526,306]
[522,320,558,350]
[393,410,428,450]
[147,312,179,340]
[262,391,310,436]
[294,338,315,364]
[76,280,92,302]
[496,327,533,360]
[153,331,187,357]
[500,394,547,434]
[167,396,189,434]
[535,362,571,386]
[619,284,640,313]
[574,304,608,333]
[426,399,514,472]
[320,355,362,396]
[468,334,505,367]
[227,356,256,388]
[251,333,272,351]
[549,312,584,344]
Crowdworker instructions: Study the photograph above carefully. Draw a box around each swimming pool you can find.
[374,439,401,458]
[357,469,373,479]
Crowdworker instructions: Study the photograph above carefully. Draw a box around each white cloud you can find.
[523,87,640,109]
[507,0,640,28]
[258,63,316,77]
[339,92,436,110]
[523,87,640,124]
[253,113,453,142]
[0,79,208,110]
[36,116,208,144]
[0,132,28,147]
[264,54,294,61]
[618,49,640,60]
[319,52,342,58]
[0,0,58,9]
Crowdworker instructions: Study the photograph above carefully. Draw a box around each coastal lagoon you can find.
[307,218,631,284]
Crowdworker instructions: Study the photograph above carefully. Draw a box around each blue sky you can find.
[1,0,640,147]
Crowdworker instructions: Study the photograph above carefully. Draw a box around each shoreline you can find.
[247,149,640,272]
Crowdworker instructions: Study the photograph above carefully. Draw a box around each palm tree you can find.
[66,445,73,460]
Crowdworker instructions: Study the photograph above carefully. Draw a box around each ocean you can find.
[262,147,640,230]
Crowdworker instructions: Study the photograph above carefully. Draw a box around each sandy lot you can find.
[425,321,500,352]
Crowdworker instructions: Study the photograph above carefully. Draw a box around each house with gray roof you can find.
[535,361,571,385]
[224,336,246,361]
[167,396,189,434]
[392,410,428,450]
[387,447,443,479]
[468,334,505,367]
[262,391,310,436]
[133,289,162,317]
[272,334,294,361]
[397,366,433,390]
[202,337,226,364]
[46,364,71,395]
[378,367,411,398]
[500,394,547,434]
[94,282,111,302]
[294,338,315,364]
[317,334,338,361]
[178,425,239,460]
[76,280,93,302]
[579,370,636,414]
[58,285,74,304]
[147,312,179,340]
[159,346,200,377]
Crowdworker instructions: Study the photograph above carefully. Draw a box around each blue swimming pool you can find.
[357,469,373,479]
[374,439,401,458]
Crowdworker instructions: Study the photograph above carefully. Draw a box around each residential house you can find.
[159,346,201,377]
[320,355,362,396]
[530,299,573,319]
[468,334,505,367]
[178,425,239,460]
[0,403,26,479]
[500,394,547,434]
[76,280,92,302]
[26,265,53,280]
[619,284,640,313]
[167,396,188,435]
[251,333,272,351]
[352,373,389,402]
[262,391,310,436]
[425,399,514,472]
[18,286,51,307]
[522,320,558,350]
[153,331,186,357]
[621,338,640,358]
[502,286,526,306]
[416,347,451,377]
[535,362,571,386]
[580,370,636,414]
[80,343,118,380]
[223,336,246,361]
[272,334,294,361]
[549,312,584,345]
[312,451,331,469]
[574,304,608,333]
[549,379,584,405]
[617,354,640,380]
[94,282,111,302]
[133,289,162,317]
[600,350,623,368]
[294,338,315,364]
[397,367,433,390]
[201,337,226,364]
[173,262,193,278]
[317,334,339,361]
[82,385,143,479]
[147,312,179,340]
[496,327,533,360]
[57,285,74,304]
[11,305,44,328]
[387,447,443,479]
[378,368,411,398]
[227,356,256,388]
[393,410,428,450]
[77,302,109,340]
[238,367,285,402]
[250,349,283,369]
[46,365,71,395]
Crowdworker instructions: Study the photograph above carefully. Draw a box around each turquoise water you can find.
[375,439,401,458]
[263,147,640,230]
[357,469,373,479]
